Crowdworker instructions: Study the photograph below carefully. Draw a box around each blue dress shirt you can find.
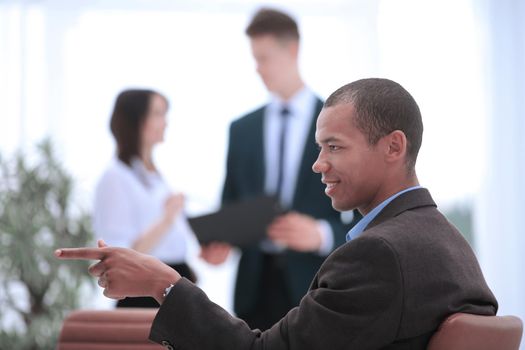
[346,186,422,241]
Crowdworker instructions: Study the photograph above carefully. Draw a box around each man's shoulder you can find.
[230,105,266,129]
[363,205,468,259]
[327,206,462,271]
[367,205,446,238]
[312,95,324,111]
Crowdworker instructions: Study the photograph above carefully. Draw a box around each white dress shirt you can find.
[93,158,192,263]
[262,86,333,255]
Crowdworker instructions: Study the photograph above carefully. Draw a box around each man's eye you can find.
[329,145,340,151]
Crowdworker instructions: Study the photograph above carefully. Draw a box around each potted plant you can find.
[0,139,94,349]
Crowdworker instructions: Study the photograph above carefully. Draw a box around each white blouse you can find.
[93,158,192,263]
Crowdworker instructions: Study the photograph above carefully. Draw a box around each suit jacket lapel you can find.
[292,98,324,206]
[253,107,266,193]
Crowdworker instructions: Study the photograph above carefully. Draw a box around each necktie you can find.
[276,106,290,199]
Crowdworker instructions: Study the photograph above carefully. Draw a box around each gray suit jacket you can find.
[149,188,497,350]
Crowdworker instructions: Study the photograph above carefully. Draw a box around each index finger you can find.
[55,247,106,260]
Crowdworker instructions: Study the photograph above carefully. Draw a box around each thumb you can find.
[98,239,108,248]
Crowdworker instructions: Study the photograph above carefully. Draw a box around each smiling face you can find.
[312,103,390,214]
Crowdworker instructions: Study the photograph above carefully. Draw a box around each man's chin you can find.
[330,199,347,212]
[330,198,355,213]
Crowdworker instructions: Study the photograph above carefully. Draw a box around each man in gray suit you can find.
[57,78,498,350]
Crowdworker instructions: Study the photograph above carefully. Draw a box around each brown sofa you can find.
[427,313,523,350]
[57,308,163,349]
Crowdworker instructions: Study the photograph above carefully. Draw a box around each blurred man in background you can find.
[201,8,358,330]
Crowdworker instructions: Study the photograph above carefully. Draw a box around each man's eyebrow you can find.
[316,136,341,145]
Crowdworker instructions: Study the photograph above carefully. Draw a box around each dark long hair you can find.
[109,89,168,166]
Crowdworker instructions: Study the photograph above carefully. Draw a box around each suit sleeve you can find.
[149,236,404,350]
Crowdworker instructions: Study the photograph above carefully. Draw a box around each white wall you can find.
[475,0,525,348]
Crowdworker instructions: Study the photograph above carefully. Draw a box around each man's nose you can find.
[312,156,329,174]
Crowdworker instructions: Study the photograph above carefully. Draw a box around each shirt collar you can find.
[268,86,314,118]
[346,185,422,241]
[129,157,161,188]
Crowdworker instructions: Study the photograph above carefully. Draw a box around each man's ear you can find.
[385,130,408,163]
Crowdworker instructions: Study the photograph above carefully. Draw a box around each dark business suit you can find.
[222,97,356,324]
[150,188,497,349]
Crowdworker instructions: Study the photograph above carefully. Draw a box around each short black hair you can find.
[245,8,299,41]
[325,78,423,171]
[109,89,168,166]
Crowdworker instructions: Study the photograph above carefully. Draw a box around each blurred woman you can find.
[93,89,195,308]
